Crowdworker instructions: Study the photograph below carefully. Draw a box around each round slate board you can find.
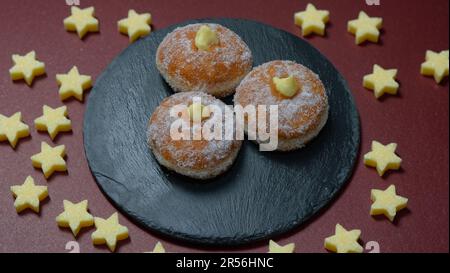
[83,18,360,246]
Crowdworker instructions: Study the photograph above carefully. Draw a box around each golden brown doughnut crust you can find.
[147,92,242,177]
[234,60,328,141]
[156,24,252,97]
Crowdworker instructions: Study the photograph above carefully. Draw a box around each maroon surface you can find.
[0,0,448,253]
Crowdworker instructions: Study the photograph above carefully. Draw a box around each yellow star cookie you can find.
[420,50,449,84]
[151,241,166,253]
[347,11,382,45]
[363,64,399,99]
[31,141,67,179]
[118,9,152,43]
[294,3,330,36]
[9,51,46,86]
[64,6,99,39]
[10,176,48,213]
[91,212,129,252]
[364,140,402,176]
[268,240,295,253]
[324,224,363,253]
[371,185,408,222]
[56,66,92,101]
[34,105,72,140]
[56,200,94,236]
[0,112,30,148]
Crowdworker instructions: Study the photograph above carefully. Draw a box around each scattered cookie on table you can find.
[31,141,67,179]
[34,105,72,140]
[91,212,129,252]
[347,11,382,45]
[10,176,48,213]
[294,3,330,37]
[363,64,399,99]
[9,51,46,86]
[324,224,363,253]
[371,185,408,222]
[420,50,449,84]
[364,140,402,177]
[118,9,152,43]
[56,66,92,102]
[56,200,94,237]
[0,112,30,148]
[268,240,295,253]
[150,241,166,253]
[64,6,99,39]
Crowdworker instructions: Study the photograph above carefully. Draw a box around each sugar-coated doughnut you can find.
[156,23,252,97]
[147,91,242,179]
[234,60,329,151]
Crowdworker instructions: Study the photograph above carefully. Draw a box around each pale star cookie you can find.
[56,66,92,102]
[348,11,382,45]
[9,51,45,86]
[56,200,94,236]
[371,185,408,222]
[64,6,99,39]
[10,176,48,213]
[364,140,402,176]
[31,141,67,179]
[268,240,295,253]
[420,50,449,84]
[91,212,129,252]
[0,112,30,148]
[294,3,330,36]
[34,105,72,140]
[324,224,363,253]
[118,9,152,43]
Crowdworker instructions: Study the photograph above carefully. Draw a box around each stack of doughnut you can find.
[148,23,329,179]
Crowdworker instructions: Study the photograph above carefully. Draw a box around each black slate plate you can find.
[83,18,360,246]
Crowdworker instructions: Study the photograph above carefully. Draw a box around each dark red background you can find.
[0,0,448,253]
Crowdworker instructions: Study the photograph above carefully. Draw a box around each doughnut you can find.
[147,91,242,179]
[156,23,253,97]
[234,60,329,151]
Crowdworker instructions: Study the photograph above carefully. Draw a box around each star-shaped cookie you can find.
[324,224,363,253]
[371,185,408,222]
[150,242,166,253]
[363,64,399,99]
[64,6,99,39]
[35,105,72,140]
[118,9,152,43]
[56,66,92,101]
[0,112,30,148]
[348,11,382,45]
[31,141,67,179]
[91,212,129,252]
[420,50,449,84]
[10,176,48,213]
[268,240,295,253]
[294,3,330,36]
[56,200,94,236]
[9,51,46,86]
[364,140,402,176]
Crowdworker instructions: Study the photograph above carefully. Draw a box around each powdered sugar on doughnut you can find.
[147,92,241,170]
[156,23,252,96]
[234,60,328,139]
